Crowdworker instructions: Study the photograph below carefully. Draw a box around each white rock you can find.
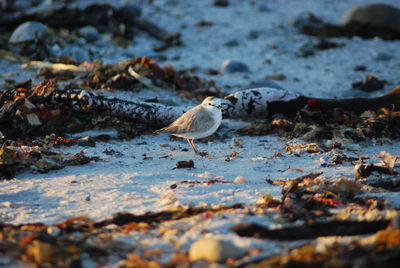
[189,237,245,262]
[9,21,48,44]
[2,201,12,208]
[47,226,61,236]
[233,176,247,184]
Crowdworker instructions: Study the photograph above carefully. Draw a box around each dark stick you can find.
[231,220,390,240]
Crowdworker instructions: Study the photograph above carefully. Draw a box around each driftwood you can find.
[231,220,390,240]
[1,86,400,129]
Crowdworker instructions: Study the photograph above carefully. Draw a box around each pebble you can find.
[9,21,48,44]
[372,52,393,61]
[2,201,12,208]
[224,39,240,47]
[265,74,286,81]
[77,136,96,147]
[248,30,260,39]
[342,4,400,34]
[213,0,229,7]
[247,79,284,90]
[78,26,100,42]
[58,46,90,63]
[47,226,61,236]
[189,237,245,262]
[221,59,249,74]
[233,176,247,184]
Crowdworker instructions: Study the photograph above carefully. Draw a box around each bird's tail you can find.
[152,128,168,136]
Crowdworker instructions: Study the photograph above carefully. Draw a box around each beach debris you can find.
[0,144,99,179]
[246,225,400,267]
[175,160,195,169]
[352,75,386,92]
[189,237,245,262]
[233,176,247,184]
[9,21,48,44]
[232,219,390,240]
[293,4,400,40]
[220,59,249,74]
[213,0,230,8]
[342,4,400,38]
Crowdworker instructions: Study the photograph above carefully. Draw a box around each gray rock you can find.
[258,4,271,12]
[372,52,393,61]
[248,79,284,90]
[9,21,48,44]
[221,59,249,74]
[59,46,90,63]
[248,30,260,39]
[224,39,240,47]
[77,136,95,147]
[189,237,245,262]
[78,26,100,42]
[342,4,400,34]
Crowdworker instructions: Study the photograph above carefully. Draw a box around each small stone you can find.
[296,41,315,57]
[59,46,90,63]
[233,176,247,184]
[9,21,48,44]
[78,26,100,42]
[354,65,367,71]
[265,74,286,81]
[224,39,240,47]
[47,226,61,236]
[77,136,96,147]
[258,4,271,12]
[213,0,229,7]
[248,79,284,90]
[221,59,249,74]
[2,201,12,208]
[352,75,385,92]
[189,237,245,262]
[248,30,260,39]
[372,52,393,61]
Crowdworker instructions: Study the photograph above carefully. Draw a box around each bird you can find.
[154,96,223,155]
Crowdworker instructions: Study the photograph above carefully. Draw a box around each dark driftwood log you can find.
[1,86,400,127]
[231,220,390,240]
[266,86,400,116]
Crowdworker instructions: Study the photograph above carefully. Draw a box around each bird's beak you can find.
[213,105,223,110]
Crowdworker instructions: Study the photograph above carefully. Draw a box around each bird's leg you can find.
[187,138,198,153]
[188,138,208,157]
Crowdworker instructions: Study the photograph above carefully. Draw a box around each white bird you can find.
[154,96,223,155]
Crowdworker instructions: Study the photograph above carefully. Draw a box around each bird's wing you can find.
[159,105,201,134]
[188,107,216,133]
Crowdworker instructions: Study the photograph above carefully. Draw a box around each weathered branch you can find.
[231,220,390,240]
[1,86,400,129]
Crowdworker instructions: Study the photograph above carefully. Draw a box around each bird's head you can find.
[201,96,223,110]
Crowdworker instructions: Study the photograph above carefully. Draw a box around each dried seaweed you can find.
[0,144,99,179]
[245,228,400,268]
